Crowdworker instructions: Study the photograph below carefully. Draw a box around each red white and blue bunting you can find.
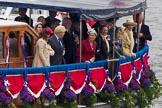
[0,45,153,105]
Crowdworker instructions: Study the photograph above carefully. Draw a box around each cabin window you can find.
[9,31,18,58]
[11,8,18,14]
[0,7,6,15]
[0,32,4,58]
[24,32,32,56]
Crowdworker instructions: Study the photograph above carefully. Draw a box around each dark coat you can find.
[45,16,52,27]
[15,15,33,27]
[133,24,152,52]
[48,35,65,65]
[45,16,59,28]
[63,31,77,64]
[95,34,109,61]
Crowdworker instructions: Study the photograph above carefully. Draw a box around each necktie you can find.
[58,38,63,50]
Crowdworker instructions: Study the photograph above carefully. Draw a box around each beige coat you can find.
[122,28,134,56]
[32,38,53,67]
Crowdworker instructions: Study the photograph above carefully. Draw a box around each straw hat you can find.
[123,19,137,27]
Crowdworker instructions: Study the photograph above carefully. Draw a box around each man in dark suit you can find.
[62,18,78,64]
[133,13,152,52]
[48,25,66,65]
[15,8,33,27]
[95,25,110,61]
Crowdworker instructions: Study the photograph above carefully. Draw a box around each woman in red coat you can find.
[76,28,97,63]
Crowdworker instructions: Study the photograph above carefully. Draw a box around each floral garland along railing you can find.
[0,45,161,108]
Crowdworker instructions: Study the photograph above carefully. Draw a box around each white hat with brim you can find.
[123,19,137,27]
[87,28,97,36]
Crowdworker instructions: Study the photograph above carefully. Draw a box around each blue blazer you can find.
[48,35,65,65]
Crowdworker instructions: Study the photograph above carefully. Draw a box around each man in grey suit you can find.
[48,25,66,65]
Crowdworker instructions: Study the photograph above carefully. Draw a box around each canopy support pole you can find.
[143,0,147,24]
[78,14,83,105]
[111,18,116,79]
[143,10,145,24]
[112,18,116,59]
[79,15,83,63]
[136,13,140,52]
[29,9,32,26]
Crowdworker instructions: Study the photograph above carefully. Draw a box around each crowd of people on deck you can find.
[13,8,152,68]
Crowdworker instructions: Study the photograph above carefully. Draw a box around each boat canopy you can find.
[0,0,147,20]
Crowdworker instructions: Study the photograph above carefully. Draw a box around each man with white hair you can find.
[48,25,66,65]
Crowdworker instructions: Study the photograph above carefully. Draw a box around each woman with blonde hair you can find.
[122,19,137,57]
[76,28,97,63]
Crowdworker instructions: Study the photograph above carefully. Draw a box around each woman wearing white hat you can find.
[122,19,137,57]
[34,22,43,35]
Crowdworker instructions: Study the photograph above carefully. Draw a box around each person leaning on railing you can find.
[112,27,124,58]
[76,28,97,63]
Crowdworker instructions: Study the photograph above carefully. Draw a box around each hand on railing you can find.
[89,57,95,63]
[85,60,91,64]
[127,53,136,58]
